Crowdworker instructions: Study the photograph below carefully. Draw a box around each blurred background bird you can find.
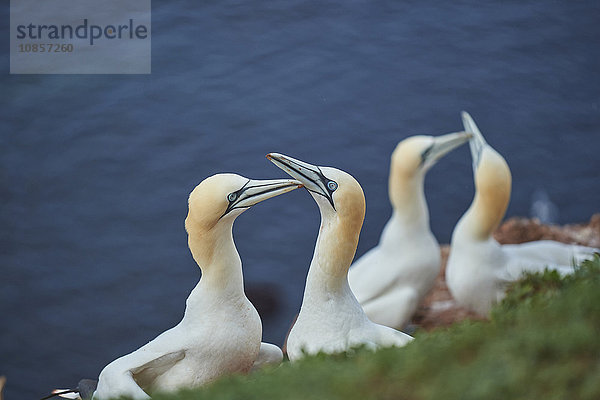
[348,131,471,330]
[446,112,599,316]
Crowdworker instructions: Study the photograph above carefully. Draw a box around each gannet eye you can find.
[327,181,338,191]
[227,193,237,202]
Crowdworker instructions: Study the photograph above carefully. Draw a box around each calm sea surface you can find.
[1,1,599,398]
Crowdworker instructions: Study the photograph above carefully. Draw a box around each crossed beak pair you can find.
[267,153,338,209]
[221,152,338,218]
[421,131,473,170]
[421,113,489,173]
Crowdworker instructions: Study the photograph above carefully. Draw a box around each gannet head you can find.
[266,153,365,274]
[186,173,302,232]
[266,153,365,220]
[461,111,512,237]
[391,131,472,176]
[388,131,472,210]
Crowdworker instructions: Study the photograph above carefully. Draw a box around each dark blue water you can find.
[1,1,599,398]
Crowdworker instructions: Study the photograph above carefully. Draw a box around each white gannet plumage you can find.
[267,153,413,361]
[446,112,599,316]
[92,174,301,399]
[348,131,472,329]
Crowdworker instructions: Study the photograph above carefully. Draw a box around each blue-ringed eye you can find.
[327,181,338,191]
[227,193,237,202]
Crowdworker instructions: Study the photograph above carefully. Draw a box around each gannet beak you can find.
[223,178,302,217]
[461,111,487,173]
[266,153,336,210]
[49,389,80,399]
[422,130,472,168]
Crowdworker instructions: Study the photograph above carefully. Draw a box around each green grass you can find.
[153,254,600,400]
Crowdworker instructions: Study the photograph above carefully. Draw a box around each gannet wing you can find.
[251,342,283,371]
[130,350,186,388]
[503,240,598,266]
[96,345,185,400]
[348,249,398,304]
[95,368,152,400]
[361,286,419,330]
[504,253,574,279]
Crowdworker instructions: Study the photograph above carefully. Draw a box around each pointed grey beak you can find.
[461,111,487,173]
[223,178,302,217]
[266,153,336,210]
[422,131,472,169]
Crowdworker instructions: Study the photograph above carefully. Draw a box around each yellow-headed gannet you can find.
[348,131,472,329]
[446,112,599,316]
[267,153,413,361]
[90,174,301,399]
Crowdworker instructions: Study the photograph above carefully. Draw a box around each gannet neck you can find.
[300,189,363,304]
[265,154,366,305]
[458,147,512,240]
[301,218,362,311]
[303,261,350,301]
[388,170,430,231]
[186,218,244,294]
[318,213,361,276]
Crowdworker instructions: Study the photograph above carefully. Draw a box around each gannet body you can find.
[267,153,413,361]
[446,112,599,316]
[348,131,472,329]
[92,175,300,400]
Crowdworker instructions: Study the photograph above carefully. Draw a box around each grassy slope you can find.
[153,255,600,400]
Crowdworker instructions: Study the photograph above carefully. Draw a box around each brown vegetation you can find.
[413,214,600,330]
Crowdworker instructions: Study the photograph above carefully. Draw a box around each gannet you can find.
[267,153,413,361]
[89,174,301,399]
[347,131,472,329]
[446,112,599,316]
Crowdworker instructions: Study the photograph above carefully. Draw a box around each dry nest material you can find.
[412,214,600,331]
